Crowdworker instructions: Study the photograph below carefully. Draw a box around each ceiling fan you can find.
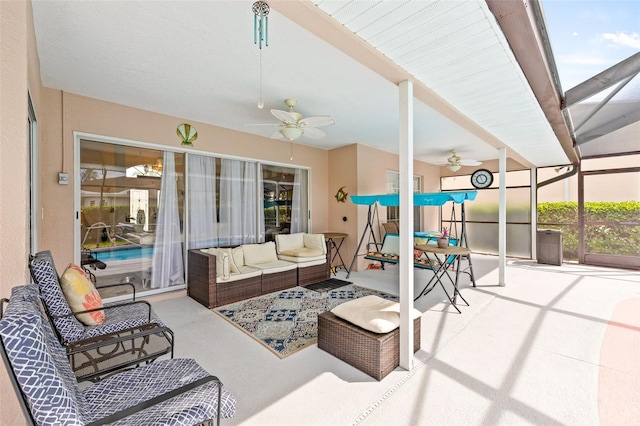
[248,98,335,142]
[435,150,482,172]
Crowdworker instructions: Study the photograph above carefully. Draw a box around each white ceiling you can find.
[31,0,570,168]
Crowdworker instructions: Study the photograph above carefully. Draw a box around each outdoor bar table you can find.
[414,244,474,313]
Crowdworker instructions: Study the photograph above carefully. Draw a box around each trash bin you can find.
[537,229,563,266]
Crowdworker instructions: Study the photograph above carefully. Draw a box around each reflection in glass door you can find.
[79,140,185,296]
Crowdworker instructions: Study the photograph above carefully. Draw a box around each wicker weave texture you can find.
[188,250,218,308]
[297,262,331,286]
[318,311,421,380]
[261,268,297,294]
[217,276,262,306]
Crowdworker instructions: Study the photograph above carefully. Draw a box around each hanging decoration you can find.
[252,1,270,109]
[177,123,198,146]
[335,186,349,203]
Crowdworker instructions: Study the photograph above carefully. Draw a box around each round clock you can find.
[471,169,494,189]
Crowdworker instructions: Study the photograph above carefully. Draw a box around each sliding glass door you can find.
[79,140,185,295]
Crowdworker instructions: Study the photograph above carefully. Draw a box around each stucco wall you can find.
[38,90,331,262]
[1,0,39,422]
[326,143,440,272]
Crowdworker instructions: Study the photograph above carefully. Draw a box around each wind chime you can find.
[252,1,269,109]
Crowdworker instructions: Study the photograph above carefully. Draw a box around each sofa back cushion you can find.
[242,242,278,265]
[303,234,327,255]
[275,233,305,254]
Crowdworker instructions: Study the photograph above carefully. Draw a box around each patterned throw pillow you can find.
[59,264,105,325]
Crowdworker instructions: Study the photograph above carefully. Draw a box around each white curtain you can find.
[291,168,302,233]
[151,152,185,288]
[187,154,217,248]
[242,164,258,243]
[219,159,243,245]
[257,169,265,242]
[219,159,261,245]
[290,168,309,233]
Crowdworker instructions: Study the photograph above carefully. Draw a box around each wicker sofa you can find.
[275,233,330,286]
[188,242,299,308]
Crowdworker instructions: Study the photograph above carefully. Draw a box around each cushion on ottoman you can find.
[331,295,422,333]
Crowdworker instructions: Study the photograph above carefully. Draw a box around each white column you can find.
[498,147,506,286]
[531,168,537,260]
[399,80,414,370]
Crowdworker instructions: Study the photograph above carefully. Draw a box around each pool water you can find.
[94,246,154,262]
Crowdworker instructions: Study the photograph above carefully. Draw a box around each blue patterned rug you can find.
[213,284,397,358]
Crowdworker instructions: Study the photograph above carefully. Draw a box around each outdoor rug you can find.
[303,278,352,293]
[213,284,397,358]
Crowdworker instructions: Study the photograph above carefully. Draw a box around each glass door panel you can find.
[79,140,185,295]
[583,171,640,269]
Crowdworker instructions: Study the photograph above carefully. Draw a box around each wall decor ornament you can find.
[177,123,198,146]
[335,186,348,203]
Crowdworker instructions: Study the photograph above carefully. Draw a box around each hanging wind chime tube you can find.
[253,1,269,109]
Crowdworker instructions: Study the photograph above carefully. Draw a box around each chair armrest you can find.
[66,323,175,382]
[96,282,136,300]
[56,300,153,323]
[66,323,174,354]
[366,242,382,253]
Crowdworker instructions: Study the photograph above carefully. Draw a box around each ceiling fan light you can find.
[447,164,462,172]
[280,127,303,141]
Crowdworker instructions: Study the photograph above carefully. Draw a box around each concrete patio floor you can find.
[151,254,640,425]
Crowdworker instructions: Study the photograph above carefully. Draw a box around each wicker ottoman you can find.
[318,310,421,380]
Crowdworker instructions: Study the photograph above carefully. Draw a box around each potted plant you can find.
[437,227,449,248]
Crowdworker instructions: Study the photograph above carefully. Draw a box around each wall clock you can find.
[471,169,494,189]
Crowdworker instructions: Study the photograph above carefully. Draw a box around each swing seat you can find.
[365,233,460,270]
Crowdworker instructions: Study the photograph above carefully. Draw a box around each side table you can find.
[323,232,348,275]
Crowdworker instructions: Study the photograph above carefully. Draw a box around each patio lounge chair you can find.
[28,250,174,381]
[0,285,236,425]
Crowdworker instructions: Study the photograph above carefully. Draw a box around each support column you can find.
[498,147,506,286]
[399,80,414,370]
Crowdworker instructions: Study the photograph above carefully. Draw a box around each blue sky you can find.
[541,0,640,91]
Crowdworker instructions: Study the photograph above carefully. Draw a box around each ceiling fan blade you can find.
[302,126,326,139]
[299,115,335,128]
[245,123,282,127]
[460,159,482,166]
[271,109,299,124]
[270,130,285,140]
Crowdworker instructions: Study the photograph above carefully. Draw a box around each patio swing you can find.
[346,191,478,282]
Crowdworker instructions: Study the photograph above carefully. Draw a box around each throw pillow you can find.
[205,248,230,280]
[222,247,244,273]
[59,264,105,325]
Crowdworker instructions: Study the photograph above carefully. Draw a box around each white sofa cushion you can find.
[242,242,278,265]
[249,260,297,274]
[304,233,327,255]
[331,295,422,334]
[217,266,262,283]
[277,255,327,265]
[280,247,325,258]
[275,233,305,254]
[202,248,230,279]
